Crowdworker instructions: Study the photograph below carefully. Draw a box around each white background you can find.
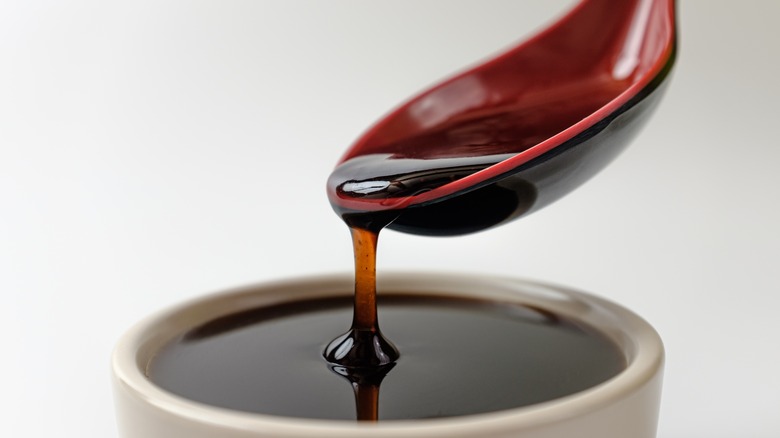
[2,1,779,436]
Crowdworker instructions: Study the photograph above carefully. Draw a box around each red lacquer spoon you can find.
[328,0,677,236]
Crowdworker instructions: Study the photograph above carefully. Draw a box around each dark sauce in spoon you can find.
[326,79,629,236]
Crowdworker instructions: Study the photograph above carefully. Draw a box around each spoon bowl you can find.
[328,0,676,236]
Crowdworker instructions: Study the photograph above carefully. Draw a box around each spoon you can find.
[328,0,677,236]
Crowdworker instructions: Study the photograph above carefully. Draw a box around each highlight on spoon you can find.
[328,0,677,235]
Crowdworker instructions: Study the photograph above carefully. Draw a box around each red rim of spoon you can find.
[331,0,676,212]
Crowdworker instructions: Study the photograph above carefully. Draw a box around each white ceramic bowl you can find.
[112,272,663,438]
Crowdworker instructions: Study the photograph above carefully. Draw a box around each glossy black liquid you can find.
[328,78,673,237]
[149,294,625,421]
[323,227,399,374]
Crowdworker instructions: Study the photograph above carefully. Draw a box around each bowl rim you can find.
[111,271,664,437]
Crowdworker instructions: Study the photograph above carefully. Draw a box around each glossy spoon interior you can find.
[328,0,677,236]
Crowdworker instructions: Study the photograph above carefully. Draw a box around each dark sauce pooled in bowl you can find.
[148,293,625,421]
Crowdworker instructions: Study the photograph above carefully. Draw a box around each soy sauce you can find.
[149,294,625,421]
